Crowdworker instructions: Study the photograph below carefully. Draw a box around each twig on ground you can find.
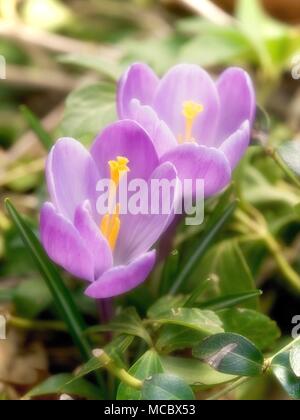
[4,65,78,92]
[172,0,235,26]
[0,21,121,61]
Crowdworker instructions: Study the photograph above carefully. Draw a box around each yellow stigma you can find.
[100,156,129,251]
[100,204,121,252]
[182,100,204,141]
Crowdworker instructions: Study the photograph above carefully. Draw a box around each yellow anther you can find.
[108,156,130,186]
[101,157,129,252]
[182,101,204,141]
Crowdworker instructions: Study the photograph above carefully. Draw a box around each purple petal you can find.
[160,144,231,197]
[216,67,256,145]
[91,120,159,182]
[74,201,113,279]
[117,63,159,119]
[40,202,94,281]
[46,138,99,222]
[114,162,179,264]
[153,64,220,146]
[85,250,156,298]
[220,121,250,170]
[129,99,177,157]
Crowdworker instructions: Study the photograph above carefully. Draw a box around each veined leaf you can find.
[25,374,101,400]
[193,333,264,377]
[142,374,195,401]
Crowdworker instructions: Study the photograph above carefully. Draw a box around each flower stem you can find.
[263,233,300,294]
[98,298,114,324]
[93,349,143,390]
[269,335,300,363]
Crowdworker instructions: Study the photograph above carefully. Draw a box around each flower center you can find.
[100,156,130,251]
[180,100,204,143]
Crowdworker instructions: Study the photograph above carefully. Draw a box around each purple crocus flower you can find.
[40,120,178,299]
[117,63,256,197]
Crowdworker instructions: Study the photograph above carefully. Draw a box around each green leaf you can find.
[200,291,262,311]
[117,350,164,400]
[20,105,53,151]
[72,335,134,381]
[142,374,195,401]
[170,201,237,294]
[14,278,52,319]
[5,200,91,361]
[278,141,300,177]
[156,326,205,353]
[155,308,223,353]
[152,308,224,335]
[59,82,117,143]
[86,308,152,347]
[193,333,264,377]
[272,352,300,400]
[25,374,101,400]
[218,308,281,351]
[147,295,186,319]
[161,356,236,387]
[191,241,258,310]
[290,344,300,378]
[180,31,250,67]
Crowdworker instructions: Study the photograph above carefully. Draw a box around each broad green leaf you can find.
[86,308,152,346]
[147,295,186,319]
[180,31,250,67]
[156,325,205,353]
[73,335,134,381]
[25,374,101,400]
[200,291,262,311]
[14,278,52,319]
[20,105,53,151]
[193,333,264,377]
[117,350,164,400]
[190,241,258,310]
[59,82,117,143]
[236,0,273,72]
[142,374,195,401]
[5,200,92,362]
[272,352,300,400]
[155,309,223,353]
[152,308,224,335]
[218,308,281,351]
[170,201,237,294]
[290,344,300,378]
[278,141,300,177]
[161,356,236,387]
